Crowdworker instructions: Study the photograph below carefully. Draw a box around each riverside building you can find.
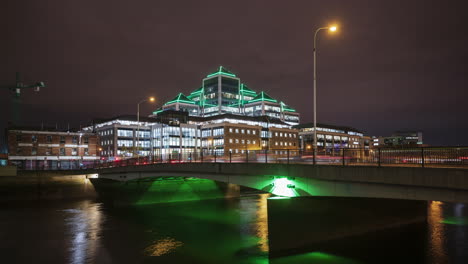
[7,127,99,169]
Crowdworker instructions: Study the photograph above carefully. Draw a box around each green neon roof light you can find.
[280,101,297,112]
[240,83,257,94]
[152,108,164,114]
[164,93,197,105]
[247,91,278,103]
[206,66,237,78]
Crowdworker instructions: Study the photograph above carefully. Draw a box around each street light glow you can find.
[149,97,155,102]
[329,26,337,32]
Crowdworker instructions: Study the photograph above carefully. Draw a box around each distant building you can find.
[372,131,423,148]
[7,127,99,169]
[294,123,370,154]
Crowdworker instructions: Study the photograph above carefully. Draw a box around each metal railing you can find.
[14,147,468,170]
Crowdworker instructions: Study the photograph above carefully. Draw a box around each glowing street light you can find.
[136,97,156,163]
[313,24,338,164]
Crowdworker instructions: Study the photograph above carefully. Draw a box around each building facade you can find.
[295,123,370,154]
[7,128,99,169]
[153,66,300,126]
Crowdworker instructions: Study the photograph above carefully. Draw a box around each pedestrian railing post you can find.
[378,148,381,167]
[342,148,345,166]
[421,147,425,168]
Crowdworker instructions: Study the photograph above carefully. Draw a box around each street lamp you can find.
[313,25,338,164]
[136,97,155,164]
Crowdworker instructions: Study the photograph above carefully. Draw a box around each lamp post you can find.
[313,25,337,164]
[136,97,155,164]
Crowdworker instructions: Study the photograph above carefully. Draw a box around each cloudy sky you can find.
[1,0,467,148]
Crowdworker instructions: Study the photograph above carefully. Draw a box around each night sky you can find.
[1,0,467,149]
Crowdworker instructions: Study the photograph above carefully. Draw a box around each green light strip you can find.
[206,72,237,78]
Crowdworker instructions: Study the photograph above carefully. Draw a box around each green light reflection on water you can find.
[271,252,362,264]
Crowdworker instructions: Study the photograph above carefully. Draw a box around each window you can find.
[241,129,245,134]
[60,136,65,144]
[32,135,37,143]
[275,132,278,137]
[71,148,78,156]
[235,139,239,143]
[229,139,233,143]
[235,129,239,133]
[253,140,256,144]
[229,128,233,133]
[46,147,52,155]
[46,136,52,143]
[60,148,65,155]
[247,140,251,144]
[72,136,78,144]
[16,135,22,142]
[241,140,245,144]
[84,148,89,156]
[16,147,22,155]
[31,147,37,155]
[247,130,251,134]
[84,137,89,144]
[253,130,256,135]
[280,133,283,137]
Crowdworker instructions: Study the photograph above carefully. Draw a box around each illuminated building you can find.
[372,131,423,148]
[83,115,156,159]
[295,123,370,154]
[189,114,298,155]
[154,66,300,126]
[7,127,99,169]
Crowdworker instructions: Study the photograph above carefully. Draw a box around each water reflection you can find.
[63,200,104,264]
[428,201,448,264]
[144,238,183,256]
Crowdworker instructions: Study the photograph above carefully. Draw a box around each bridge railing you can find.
[13,147,468,170]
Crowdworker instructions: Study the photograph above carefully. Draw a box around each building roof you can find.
[280,101,297,112]
[206,66,237,78]
[92,115,156,124]
[247,91,278,104]
[164,93,197,105]
[189,113,288,125]
[294,123,363,134]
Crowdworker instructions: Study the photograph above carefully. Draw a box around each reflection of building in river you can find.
[65,201,105,264]
[428,201,448,264]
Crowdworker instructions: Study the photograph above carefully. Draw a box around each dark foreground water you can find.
[1,194,467,264]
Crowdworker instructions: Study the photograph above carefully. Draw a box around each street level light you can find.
[313,25,338,164]
[136,97,155,164]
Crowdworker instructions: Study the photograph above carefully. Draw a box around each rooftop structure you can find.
[153,66,300,125]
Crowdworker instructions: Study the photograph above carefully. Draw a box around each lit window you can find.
[241,140,245,144]
[229,128,233,133]
[241,129,245,134]
[235,129,239,133]
[253,130,256,135]
[229,139,233,143]
[275,132,278,137]
[253,140,256,144]
[247,130,250,134]
[247,140,251,144]
[275,142,278,146]
[235,139,239,143]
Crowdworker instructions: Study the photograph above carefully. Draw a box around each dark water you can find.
[0,195,467,264]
